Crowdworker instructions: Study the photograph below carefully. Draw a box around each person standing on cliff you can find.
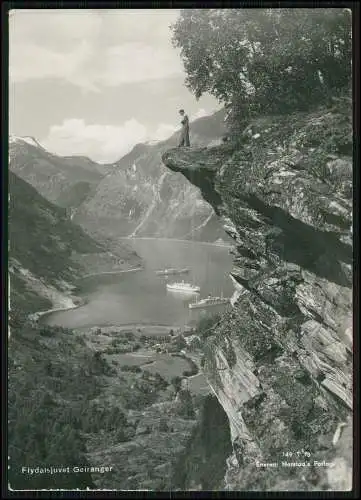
[178,109,190,147]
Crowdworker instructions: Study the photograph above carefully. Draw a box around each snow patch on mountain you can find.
[9,135,46,150]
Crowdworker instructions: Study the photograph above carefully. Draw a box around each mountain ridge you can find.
[9,110,229,243]
[73,108,229,242]
[9,134,106,167]
[9,135,108,216]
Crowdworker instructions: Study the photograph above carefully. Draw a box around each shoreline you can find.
[29,299,86,322]
[31,266,144,323]
[77,323,194,335]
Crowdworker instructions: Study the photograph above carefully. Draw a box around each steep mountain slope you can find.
[73,109,229,242]
[9,171,140,319]
[9,136,107,212]
[162,93,353,491]
[8,323,98,489]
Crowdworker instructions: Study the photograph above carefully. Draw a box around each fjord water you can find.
[44,238,234,329]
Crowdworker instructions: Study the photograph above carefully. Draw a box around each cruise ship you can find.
[189,295,230,309]
[166,281,200,293]
[155,267,190,276]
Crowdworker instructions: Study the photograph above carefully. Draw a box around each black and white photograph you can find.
[6,6,355,493]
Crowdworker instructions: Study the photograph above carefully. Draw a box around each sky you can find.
[9,9,221,163]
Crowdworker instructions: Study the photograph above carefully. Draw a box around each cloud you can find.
[153,123,178,141]
[9,9,102,50]
[10,40,100,92]
[98,43,182,86]
[190,108,211,120]
[41,117,184,162]
[9,9,182,90]
[98,9,180,45]
[41,118,149,163]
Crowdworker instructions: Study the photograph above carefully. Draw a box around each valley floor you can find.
[8,316,228,491]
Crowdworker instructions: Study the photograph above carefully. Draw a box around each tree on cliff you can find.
[171,8,351,125]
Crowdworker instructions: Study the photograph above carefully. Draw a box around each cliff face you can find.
[162,97,353,491]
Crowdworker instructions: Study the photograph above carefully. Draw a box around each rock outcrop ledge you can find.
[162,99,353,491]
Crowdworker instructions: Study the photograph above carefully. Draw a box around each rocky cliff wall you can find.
[162,96,353,491]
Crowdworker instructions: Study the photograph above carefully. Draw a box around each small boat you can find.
[189,294,230,309]
[166,281,200,293]
[156,267,190,276]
